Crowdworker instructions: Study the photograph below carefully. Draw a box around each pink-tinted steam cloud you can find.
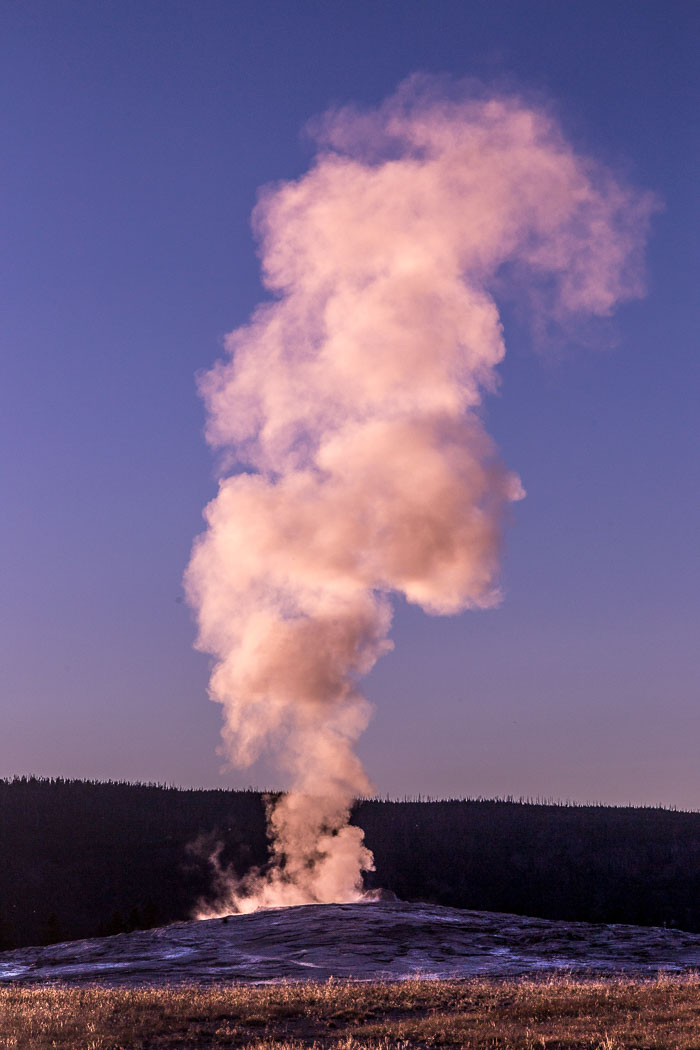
[185,78,654,914]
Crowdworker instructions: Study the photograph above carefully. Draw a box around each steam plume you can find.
[185,78,654,912]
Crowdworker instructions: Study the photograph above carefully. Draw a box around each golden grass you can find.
[0,974,699,1049]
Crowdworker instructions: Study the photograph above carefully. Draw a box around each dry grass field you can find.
[1,974,699,1049]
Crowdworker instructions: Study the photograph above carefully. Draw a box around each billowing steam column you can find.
[185,78,654,913]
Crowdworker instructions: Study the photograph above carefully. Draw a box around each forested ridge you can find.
[1,777,698,950]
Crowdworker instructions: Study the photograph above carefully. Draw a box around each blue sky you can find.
[1,0,698,806]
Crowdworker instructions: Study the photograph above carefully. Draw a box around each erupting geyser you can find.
[185,77,654,913]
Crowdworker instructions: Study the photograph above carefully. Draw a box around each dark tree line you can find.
[356,798,700,932]
[0,776,698,950]
[0,777,268,950]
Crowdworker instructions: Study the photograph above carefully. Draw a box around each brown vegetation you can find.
[1,974,699,1049]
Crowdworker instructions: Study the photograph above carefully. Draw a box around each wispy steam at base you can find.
[185,77,654,913]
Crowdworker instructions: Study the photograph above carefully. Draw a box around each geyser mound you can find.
[2,901,700,986]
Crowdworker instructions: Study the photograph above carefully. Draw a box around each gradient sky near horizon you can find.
[2,0,698,809]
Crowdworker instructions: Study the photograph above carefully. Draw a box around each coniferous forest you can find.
[1,777,699,951]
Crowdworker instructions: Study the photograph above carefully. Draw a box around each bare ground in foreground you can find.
[1,975,699,1049]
